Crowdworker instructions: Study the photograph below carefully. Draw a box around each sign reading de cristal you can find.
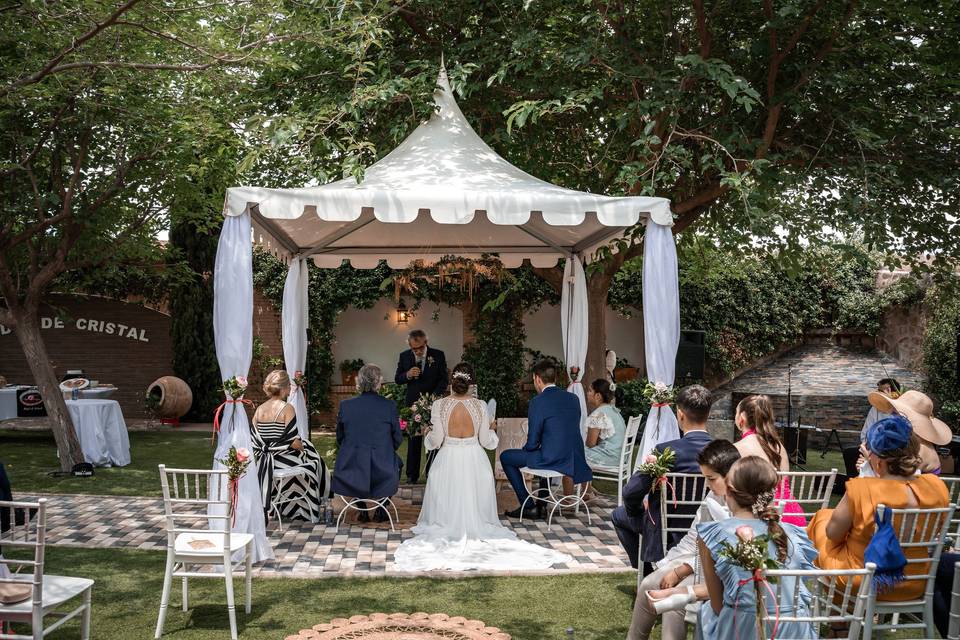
[0,316,150,342]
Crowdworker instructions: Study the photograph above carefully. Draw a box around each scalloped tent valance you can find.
[224,66,671,267]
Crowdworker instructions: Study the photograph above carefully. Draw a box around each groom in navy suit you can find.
[500,360,592,519]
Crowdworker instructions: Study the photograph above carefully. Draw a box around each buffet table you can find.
[65,399,130,467]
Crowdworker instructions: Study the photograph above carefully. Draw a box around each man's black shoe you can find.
[504,505,541,519]
[357,510,371,523]
[373,507,389,523]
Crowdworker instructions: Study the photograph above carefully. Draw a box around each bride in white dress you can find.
[393,363,572,572]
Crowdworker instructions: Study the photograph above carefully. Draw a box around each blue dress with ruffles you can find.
[695,518,818,640]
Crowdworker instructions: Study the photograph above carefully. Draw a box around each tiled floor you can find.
[28,486,632,579]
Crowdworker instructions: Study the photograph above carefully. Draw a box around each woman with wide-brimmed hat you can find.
[867,389,954,474]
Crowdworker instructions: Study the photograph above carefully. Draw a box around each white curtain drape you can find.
[282,258,310,441]
[212,211,273,562]
[561,255,589,439]
[636,218,681,465]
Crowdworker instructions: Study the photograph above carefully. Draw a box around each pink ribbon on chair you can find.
[733,569,780,640]
[645,474,677,525]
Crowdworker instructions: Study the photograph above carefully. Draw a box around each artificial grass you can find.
[30,547,636,639]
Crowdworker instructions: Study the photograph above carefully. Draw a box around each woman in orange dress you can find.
[808,415,949,601]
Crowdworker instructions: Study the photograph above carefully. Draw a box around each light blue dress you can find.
[695,518,818,640]
[584,404,626,470]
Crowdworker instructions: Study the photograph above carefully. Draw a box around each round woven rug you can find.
[285,613,511,639]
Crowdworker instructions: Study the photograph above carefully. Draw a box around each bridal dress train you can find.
[393,396,571,572]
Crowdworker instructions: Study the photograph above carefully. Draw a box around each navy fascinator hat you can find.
[865,415,913,456]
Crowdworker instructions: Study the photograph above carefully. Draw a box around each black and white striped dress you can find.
[252,403,331,523]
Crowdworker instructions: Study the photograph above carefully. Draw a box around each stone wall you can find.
[876,304,926,370]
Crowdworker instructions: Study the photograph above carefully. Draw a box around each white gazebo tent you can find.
[213,66,680,560]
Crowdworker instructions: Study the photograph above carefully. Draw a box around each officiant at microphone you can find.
[395,329,449,483]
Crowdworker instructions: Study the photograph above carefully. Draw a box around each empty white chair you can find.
[335,496,399,532]
[659,472,710,557]
[863,503,956,638]
[775,469,837,520]
[759,563,876,640]
[590,414,642,506]
[155,465,254,640]
[519,468,591,531]
[0,498,94,640]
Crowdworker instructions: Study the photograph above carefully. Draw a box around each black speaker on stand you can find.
[676,330,706,384]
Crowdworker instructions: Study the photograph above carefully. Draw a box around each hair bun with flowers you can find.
[452,371,471,381]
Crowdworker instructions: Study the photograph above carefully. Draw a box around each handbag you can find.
[863,505,907,593]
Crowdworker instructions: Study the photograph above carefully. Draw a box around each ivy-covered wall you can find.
[923,281,960,427]
[608,242,921,378]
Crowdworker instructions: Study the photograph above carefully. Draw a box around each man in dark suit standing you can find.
[612,384,714,571]
[395,329,448,483]
[500,360,592,519]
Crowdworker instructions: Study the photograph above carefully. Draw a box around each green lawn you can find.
[0,429,445,497]
[21,547,637,639]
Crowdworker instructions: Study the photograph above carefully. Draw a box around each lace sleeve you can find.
[424,398,446,451]
[475,399,499,450]
[587,408,616,440]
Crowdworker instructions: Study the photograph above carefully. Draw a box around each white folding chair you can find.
[519,468,591,531]
[759,564,876,640]
[659,472,709,557]
[155,465,254,640]
[948,559,960,640]
[863,503,956,638]
[269,467,317,532]
[334,496,399,532]
[775,469,837,520]
[0,499,94,640]
[589,414,642,506]
[942,477,960,551]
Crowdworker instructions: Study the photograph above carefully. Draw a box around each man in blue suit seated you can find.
[332,364,404,523]
[612,384,714,570]
[500,359,592,519]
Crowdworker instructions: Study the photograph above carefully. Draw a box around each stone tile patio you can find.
[28,486,631,579]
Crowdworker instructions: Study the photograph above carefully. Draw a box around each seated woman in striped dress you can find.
[252,370,331,523]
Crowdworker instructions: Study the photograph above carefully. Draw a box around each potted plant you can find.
[339,358,365,386]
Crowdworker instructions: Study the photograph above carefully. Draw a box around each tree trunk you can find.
[12,308,84,471]
[584,272,613,388]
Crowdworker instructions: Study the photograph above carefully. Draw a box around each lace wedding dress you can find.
[393,396,571,572]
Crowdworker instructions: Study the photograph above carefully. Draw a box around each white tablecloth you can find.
[0,386,117,420]
[0,388,20,420]
[65,399,130,467]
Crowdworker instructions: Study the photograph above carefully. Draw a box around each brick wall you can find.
[877,304,926,370]
[0,294,174,418]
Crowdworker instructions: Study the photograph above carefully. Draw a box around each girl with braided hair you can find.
[694,456,818,640]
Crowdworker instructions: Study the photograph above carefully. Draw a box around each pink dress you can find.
[742,430,808,527]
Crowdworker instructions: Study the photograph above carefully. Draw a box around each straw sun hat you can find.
[868,389,953,446]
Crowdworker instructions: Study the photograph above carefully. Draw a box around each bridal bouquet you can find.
[718,525,782,638]
[406,393,437,437]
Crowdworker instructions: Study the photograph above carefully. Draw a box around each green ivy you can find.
[609,242,893,376]
[923,281,960,429]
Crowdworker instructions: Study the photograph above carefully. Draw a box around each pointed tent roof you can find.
[224,66,672,268]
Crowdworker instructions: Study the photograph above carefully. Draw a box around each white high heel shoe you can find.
[649,585,696,614]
